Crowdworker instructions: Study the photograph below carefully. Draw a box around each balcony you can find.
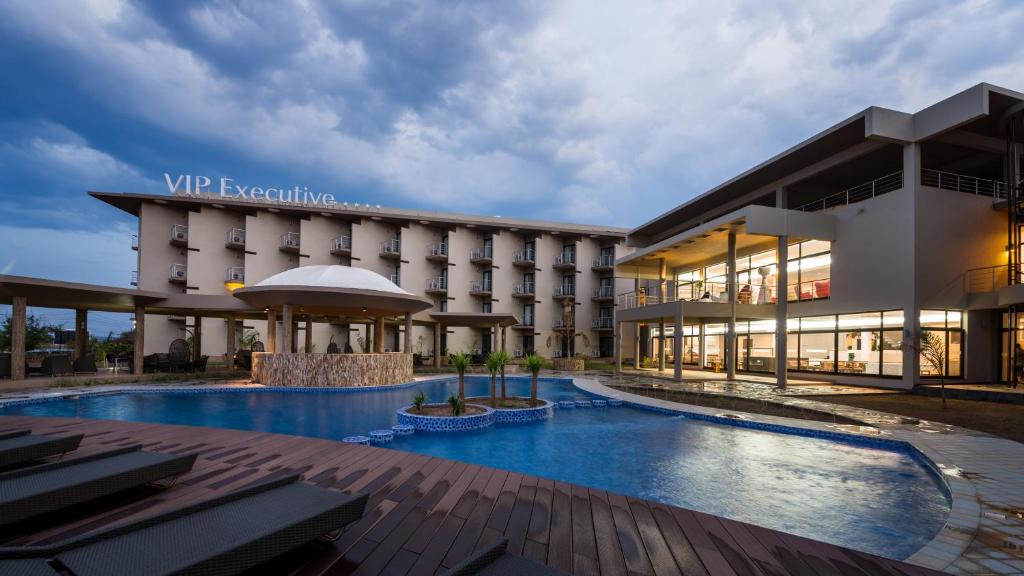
[592,254,614,271]
[225,266,245,283]
[469,280,492,297]
[553,318,574,331]
[380,238,401,259]
[552,253,576,270]
[923,169,1007,198]
[168,264,187,284]
[470,245,493,265]
[796,171,903,212]
[131,234,138,251]
[592,286,614,302]
[130,270,138,286]
[390,273,401,287]
[425,277,448,294]
[427,242,448,262]
[225,228,246,250]
[170,224,188,247]
[553,286,576,300]
[279,231,300,253]
[331,235,352,256]
[592,317,614,331]
[512,319,535,331]
[512,249,535,268]
[512,283,535,299]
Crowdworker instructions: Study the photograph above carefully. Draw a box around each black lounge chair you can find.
[0,445,198,528]
[0,431,83,469]
[168,339,190,372]
[0,474,368,576]
[0,354,10,379]
[40,355,73,377]
[72,354,98,375]
[444,538,570,576]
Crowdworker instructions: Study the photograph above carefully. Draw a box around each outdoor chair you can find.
[192,355,209,372]
[0,474,369,576]
[40,355,73,377]
[0,354,10,379]
[0,445,198,528]
[444,538,570,576]
[72,354,98,375]
[167,339,190,372]
[251,340,265,352]
[327,341,340,354]
[0,431,84,469]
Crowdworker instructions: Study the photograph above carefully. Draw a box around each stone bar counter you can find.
[252,353,413,387]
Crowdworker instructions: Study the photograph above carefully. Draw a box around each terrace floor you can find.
[0,414,943,576]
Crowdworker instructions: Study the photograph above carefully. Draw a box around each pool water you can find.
[1,376,949,559]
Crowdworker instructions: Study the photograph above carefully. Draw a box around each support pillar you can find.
[404,313,413,353]
[11,296,26,380]
[615,321,623,371]
[673,303,683,380]
[493,323,500,355]
[727,232,737,380]
[776,235,788,387]
[266,309,276,353]
[374,316,385,353]
[659,257,667,302]
[192,317,202,363]
[74,308,88,360]
[132,304,144,377]
[434,323,442,368]
[304,319,313,352]
[657,319,666,371]
[226,313,236,371]
[281,304,293,354]
[501,326,507,353]
[901,143,922,388]
[633,322,641,369]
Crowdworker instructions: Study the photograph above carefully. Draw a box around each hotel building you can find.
[91,191,629,364]
[612,82,1024,390]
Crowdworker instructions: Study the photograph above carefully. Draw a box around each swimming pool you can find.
[1,376,949,559]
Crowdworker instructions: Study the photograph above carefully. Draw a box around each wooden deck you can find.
[0,415,943,576]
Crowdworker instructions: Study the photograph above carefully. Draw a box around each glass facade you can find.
[919,310,962,378]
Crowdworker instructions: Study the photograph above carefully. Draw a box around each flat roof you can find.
[90,191,629,239]
[0,275,166,313]
[429,312,519,328]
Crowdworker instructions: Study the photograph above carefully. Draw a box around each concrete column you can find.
[266,309,276,353]
[374,316,385,353]
[434,323,442,368]
[74,308,88,360]
[225,313,236,371]
[657,319,666,371]
[501,326,507,353]
[192,317,202,363]
[304,319,313,352]
[633,322,641,369]
[674,303,683,380]
[727,232,737,380]
[11,296,26,380]
[404,313,413,353]
[776,235,788,388]
[901,143,921,388]
[132,304,144,376]
[281,304,293,354]
[493,323,500,355]
[615,321,623,371]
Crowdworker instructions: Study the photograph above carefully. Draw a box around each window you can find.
[789,311,903,378]
[522,303,534,326]
[736,249,778,305]
[788,240,831,302]
[482,302,492,313]
[920,310,963,378]
[482,270,492,291]
[524,241,536,260]
[524,272,535,291]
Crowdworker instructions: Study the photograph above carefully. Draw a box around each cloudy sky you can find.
[1,0,1023,331]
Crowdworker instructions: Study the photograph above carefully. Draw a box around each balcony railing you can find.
[592,286,614,300]
[470,245,493,264]
[513,249,536,266]
[226,228,246,250]
[130,270,138,286]
[553,253,576,269]
[226,267,245,282]
[592,317,614,330]
[553,286,576,298]
[796,171,903,212]
[427,242,448,260]
[469,280,492,295]
[331,235,352,254]
[279,231,300,252]
[965,264,1010,293]
[380,238,401,258]
[922,169,1008,198]
[170,224,189,246]
[425,277,448,293]
[130,234,139,251]
[513,318,535,329]
[512,283,535,297]
[553,318,574,330]
[169,264,187,283]
[592,254,615,269]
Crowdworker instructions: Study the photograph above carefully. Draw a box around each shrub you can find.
[447,393,464,416]
[412,391,426,413]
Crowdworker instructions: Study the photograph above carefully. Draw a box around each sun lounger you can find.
[0,474,368,576]
[40,355,74,377]
[0,431,83,469]
[444,538,570,576]
[0,445,197,528]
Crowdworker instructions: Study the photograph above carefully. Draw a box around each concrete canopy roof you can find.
[429,312,520,328]
[0,275,166,313]
[232,265,432,317]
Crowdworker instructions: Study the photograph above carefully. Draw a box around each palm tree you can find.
[492,350,510,399]
[485,352,501,407]
[449,352,470,401]
[524,354,544,405]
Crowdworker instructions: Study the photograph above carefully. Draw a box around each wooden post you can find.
[404,313,413,353]
[304,319,313,352]
[501,326,507,353]
[225,313,236,371]
[434,323,442,368]
[192,317,202,363]
[75,308,88,360]
[11,296,26,380]
[281,304,293,354]
[133,304,144,376]
[374,316,385,353]
[266,309,276,353]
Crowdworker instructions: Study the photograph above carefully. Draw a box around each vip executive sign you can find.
[164,173,338,207]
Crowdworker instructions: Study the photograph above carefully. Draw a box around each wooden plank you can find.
[527,477,554,545]
[588,489,628,576]
[441,469,508,569]
[669,507,738,576]
[547,481,574,573]
[648,503,709,576]
[625,497,682,576]
[570,483,601,576]
[504,475,538,555]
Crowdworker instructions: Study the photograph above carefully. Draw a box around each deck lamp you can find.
[224,280,244,292]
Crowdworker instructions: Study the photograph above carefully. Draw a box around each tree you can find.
[492,350,510,399]
[485,352,501,408]
[524,354,544,405]
[0,314,55,352]
[920,331,948,409]
[449,352,471,401]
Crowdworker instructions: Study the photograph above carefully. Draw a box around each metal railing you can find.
[280,231,300,249]
[553,318,574,330]
[470,245,493,261]
[226,228,246,248]
[965,264,1010,293]
[553,253,576,267]
[331,235,352,252]
[170,224,189,244]
[428,242,448,258]
[226,267,245,282]
[592,317,613,329]
[553,285,576,298]
[169,263,187,282]
[592,255,615,268]
[130,270,138,286]
[426,277,448,291]
[470,280,492,293]
[922,169,1007,198]
[380,238,401,256]
[130,234,139,251]
[513,249,536,264]
[797,171,903,212]
[513,282,535,295]
[592,286,614,299]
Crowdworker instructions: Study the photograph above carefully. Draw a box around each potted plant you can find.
[524,353,544,405]
[449,352,470,400]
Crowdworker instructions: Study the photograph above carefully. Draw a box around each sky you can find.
[1,0,1023,333]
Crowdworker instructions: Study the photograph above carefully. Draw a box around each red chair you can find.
[814,280,831,298]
